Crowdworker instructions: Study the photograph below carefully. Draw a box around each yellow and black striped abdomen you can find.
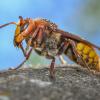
[76,43,100,71]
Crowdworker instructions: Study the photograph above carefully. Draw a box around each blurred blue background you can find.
[0,0,100,70]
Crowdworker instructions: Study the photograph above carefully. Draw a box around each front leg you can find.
[14,47,33,70]
[19,43,28,56]
[49,58,56,78]
[58,41,70,64]
[28,25,45,47]
[14,25,45,70]
[9,43,33,70]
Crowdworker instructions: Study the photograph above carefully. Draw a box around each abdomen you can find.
[64,42,100,71]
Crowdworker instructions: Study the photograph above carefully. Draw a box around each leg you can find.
[15,47,33,70]
[8,44,27,70]
[49,58,55,78]
[36,27,44,45]
[15,26,44,70]
[58,42,69,64]
[28,25,45,47]
[13,25,45,70]
[27,27,40,46]
[58,42,69,55]
[68,39,91,71]
[19,44,27,56]
[14,43,30,69]
[59,55,67,64]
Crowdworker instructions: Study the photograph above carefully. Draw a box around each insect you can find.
[0,16,100,78]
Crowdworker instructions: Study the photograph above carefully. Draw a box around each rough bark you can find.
[0,64,100,100]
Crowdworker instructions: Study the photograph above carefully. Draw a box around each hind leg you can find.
[58,42,70,64]
[59,55,67,64]
[68,39,91,72]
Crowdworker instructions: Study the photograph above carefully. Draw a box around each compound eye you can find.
[24,24,28,29]
[20,23,28,32]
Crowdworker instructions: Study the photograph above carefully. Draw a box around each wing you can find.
[56,29,100,50]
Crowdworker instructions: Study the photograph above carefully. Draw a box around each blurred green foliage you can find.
[74,0,100,34]
[85,0,100,16]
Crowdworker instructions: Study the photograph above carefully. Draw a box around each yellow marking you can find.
[83,46,91,54]
[77,43,84,51]
[15,25,20,36]
[82,54,87,60]
[89,50,96,58]
[76,42,100,71]
[88,58,93,64]
[94,56,98,61]
[66,41,100,71]
[15,34,23,43]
